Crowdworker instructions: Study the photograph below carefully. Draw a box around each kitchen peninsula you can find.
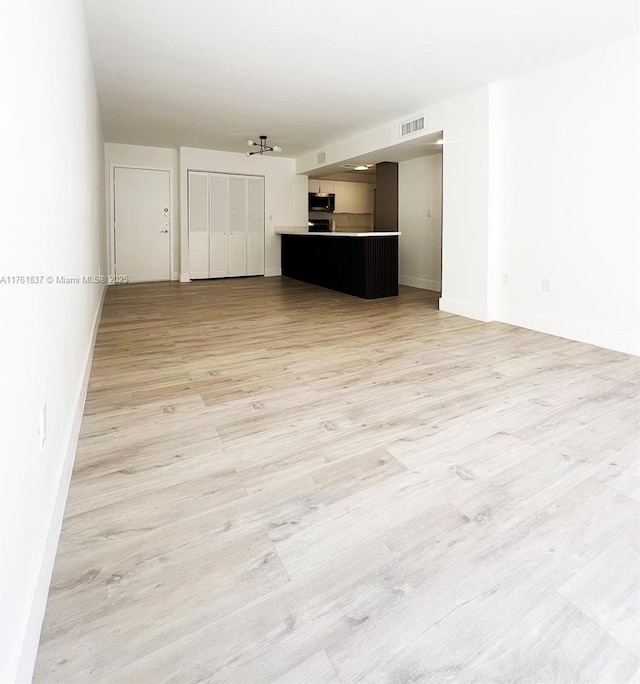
[275,228,400,299]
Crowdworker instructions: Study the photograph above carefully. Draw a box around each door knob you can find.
[160,229,168,233]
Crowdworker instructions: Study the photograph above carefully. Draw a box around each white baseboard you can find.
[182,271,282,280]
[399,275,441,292]
[14,285,107,683]
[439,297,490,322]
[498,306,640,357]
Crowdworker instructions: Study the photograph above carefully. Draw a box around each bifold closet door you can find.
[209,174,230,278]
[188,171,264,279]
[228,175,247,277]
[188,171,210,279]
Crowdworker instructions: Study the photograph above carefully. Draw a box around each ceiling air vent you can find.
[400,116,424,137]
[317,151,326,164]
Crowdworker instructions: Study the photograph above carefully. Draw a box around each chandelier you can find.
[246,135,282,156]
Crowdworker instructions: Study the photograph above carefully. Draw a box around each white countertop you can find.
[275,227,401,237]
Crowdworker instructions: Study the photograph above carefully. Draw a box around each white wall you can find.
[0,1,106,681]
[436,87,492,320]
[398,155,443,291]
[492,36,639,354]
[105,143,180,280]
[297,125,394,175]
[179,147,307,278]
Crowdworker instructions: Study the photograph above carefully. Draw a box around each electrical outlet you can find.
[38,403,47,452]
[502,273,509,286]
[542,277,551,293]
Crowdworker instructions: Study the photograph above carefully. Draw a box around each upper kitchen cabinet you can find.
[309,179,336,194]
[345,182,374,214]
[308,178,373,214]
[333,181,347,213]
[319,180,334,194]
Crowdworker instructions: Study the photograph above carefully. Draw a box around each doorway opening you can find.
[397,143,443,298]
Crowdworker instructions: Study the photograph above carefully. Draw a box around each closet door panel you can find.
[189,234,209,279]
[209,173,229,278]
[188,171,210,279]
[228,234,246,276]
[209,234,228,277]
[227,176,247,276]
[229,176,247,234]
[246,233,264,276]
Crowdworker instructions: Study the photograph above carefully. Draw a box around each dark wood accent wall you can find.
[375,162,398,231]
[281,235,399,299]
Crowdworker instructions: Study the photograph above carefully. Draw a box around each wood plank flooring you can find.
[34,277,639,683]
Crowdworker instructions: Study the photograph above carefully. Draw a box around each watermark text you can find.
[0,275,129,285]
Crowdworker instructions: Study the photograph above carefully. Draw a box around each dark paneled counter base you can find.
[281,234,398,299]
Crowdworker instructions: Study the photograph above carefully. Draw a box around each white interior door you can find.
[114,167,170,282]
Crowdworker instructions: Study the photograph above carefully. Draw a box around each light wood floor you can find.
[35,277,639,683]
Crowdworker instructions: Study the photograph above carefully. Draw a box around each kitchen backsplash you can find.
[311,212,374,231]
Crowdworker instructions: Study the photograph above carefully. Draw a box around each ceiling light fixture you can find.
[246,135,282,156]
[341,163,373,171]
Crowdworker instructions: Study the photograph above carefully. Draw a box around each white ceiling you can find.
[82,0,638,158]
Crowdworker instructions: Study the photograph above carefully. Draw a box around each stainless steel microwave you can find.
[308,192,335,212]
